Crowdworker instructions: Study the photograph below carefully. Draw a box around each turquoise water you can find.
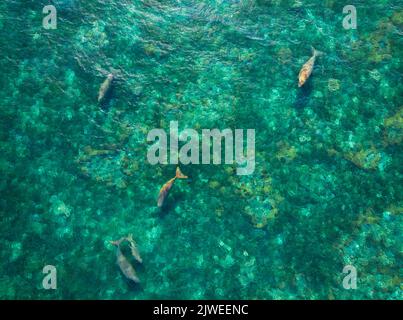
[0,0,402,299]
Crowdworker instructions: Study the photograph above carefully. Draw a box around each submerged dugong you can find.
[157,167,188,208]
[98,73,114,102]
[110,239,140,284]
[298,47,323,87]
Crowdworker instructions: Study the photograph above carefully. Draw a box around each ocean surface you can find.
[0,0,402,299]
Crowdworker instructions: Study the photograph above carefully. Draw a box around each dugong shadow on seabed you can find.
[294,80,313,110]
[98,84,114,111]
[122,275,144,293]
[157,193,186,217]
[125,275,143,292]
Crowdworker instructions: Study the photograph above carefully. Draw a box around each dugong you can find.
[98,73,114,102]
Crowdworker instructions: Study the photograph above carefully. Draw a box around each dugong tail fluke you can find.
[311,46,324,58]
[98,73,114,102]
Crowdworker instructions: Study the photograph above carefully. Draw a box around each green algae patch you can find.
[384,107,403,146]
[344,147,382,171]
